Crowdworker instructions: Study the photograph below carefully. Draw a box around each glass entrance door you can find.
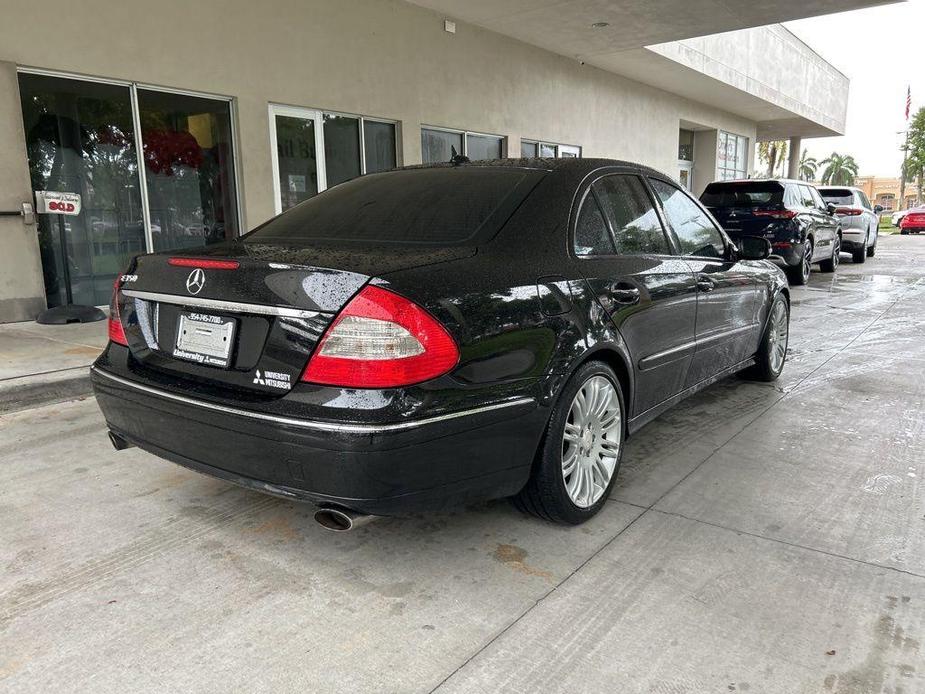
[19,73,145,307]
[19,72,241,309]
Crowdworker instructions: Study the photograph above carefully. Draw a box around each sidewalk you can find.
[0,319,107,413]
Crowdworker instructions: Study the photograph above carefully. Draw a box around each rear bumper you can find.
[768,242,805,268]
[91,366,546,515]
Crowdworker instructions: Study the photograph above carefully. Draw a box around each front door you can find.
[574,173,699,417]
[648,177,759,387]
[19,74,145,308]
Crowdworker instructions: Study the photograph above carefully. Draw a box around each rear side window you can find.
[798,185,817,208]
[246,167,544,246]
[858,191,872,209]
[574,193,615,256]
[593,175,670,255]
[700,182,784,208]
[650,178,725,259]
[820,188,854,206]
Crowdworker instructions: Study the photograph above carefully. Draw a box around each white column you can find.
[787,136,802,180]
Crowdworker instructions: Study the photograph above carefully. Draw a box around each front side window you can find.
[650,178,725,258]
[574,192,615,256]
[594,176,670,255]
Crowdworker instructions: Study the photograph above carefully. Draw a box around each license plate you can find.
[173,312,236,367]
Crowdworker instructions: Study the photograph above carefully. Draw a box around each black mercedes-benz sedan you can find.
[91,159,789,528]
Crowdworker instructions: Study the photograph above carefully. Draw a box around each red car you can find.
[900,208,925,234]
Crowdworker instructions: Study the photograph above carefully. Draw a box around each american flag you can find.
[906,86,912,121]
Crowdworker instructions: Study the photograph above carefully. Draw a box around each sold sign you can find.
[35,191,81,216]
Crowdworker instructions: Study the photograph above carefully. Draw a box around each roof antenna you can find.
[449,145,470,166]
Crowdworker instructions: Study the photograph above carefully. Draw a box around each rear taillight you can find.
[108,277,128,346]
[168,257,240,270]
[835,207,863,217]
[753,209,797,219]
[301,285,459,389]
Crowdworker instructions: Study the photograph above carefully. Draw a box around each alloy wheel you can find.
[561,375,622,508]
[767,300,789,374]
[801,243,812,283]
[832,236,841,269]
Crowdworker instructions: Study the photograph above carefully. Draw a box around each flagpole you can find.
[900,86,911,211]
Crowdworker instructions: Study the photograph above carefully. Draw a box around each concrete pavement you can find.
[1,236,923,693]
[0,319,106,413]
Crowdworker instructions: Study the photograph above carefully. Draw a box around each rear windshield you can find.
[819,189,854,206]
[700,182,784,208]
[245,167,544,246]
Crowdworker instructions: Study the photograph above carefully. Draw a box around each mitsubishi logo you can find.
[185,268,205,295]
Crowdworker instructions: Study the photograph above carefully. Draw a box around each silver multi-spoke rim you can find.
[801,243,812,281]
[561,375,622,508]
[832,237,840,269]
[767,300,789,373]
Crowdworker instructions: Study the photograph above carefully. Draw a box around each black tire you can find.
[819,234,840,273]
[514,360,625,525]
[852,232,867,263]
[744,293,790,382]
[901,229,909,235]
[867,236,876,257]
[785,240,812,286]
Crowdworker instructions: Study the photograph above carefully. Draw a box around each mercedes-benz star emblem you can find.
[186,268,205,295]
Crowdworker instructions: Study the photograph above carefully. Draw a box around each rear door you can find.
[573,173,698,416]
[648,177,760,387]
[801,184,837,260]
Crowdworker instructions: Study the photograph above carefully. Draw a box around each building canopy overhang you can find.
[408,0,900,139]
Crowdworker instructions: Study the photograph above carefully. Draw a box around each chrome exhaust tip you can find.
[313,506,377,532]
[107,431,134,451]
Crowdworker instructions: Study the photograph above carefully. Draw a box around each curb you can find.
[0,367,94,414]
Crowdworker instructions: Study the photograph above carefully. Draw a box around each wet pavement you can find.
[1,236,924,693]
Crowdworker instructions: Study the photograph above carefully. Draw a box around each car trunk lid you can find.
[115,242,473,395]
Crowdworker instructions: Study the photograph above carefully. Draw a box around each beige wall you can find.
[0,0,758,321]
[0,61,46,321]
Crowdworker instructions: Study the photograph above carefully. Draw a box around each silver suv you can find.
[818,186,882,263]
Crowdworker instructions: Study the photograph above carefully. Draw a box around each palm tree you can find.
[799,149,818,181]
[819,153,859,185]
[758,141,789,177]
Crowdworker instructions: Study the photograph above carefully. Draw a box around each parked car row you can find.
[699,179,882,284]
[91,158,879,531]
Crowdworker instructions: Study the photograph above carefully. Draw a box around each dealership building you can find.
[0,0,878,323]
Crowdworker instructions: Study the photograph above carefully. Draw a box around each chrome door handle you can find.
[696,276,715,292]
[610,286,641,305]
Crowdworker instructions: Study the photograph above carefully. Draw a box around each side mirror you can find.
[737,235,772,261]
[826,202,838,216]
[874,204,884,213]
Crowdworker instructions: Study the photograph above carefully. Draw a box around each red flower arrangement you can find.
[142,129,203,175]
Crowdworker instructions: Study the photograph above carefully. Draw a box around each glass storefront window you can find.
[19,73,145,308]
[364,120,396,174]
[422,128,463,164]
[717,130,748,180]
[521,139,582,159]
[137,89,239,252]
[275,114,319,211]
[323,114,361,187]
[466,133,502,161]
[271,106,398,211]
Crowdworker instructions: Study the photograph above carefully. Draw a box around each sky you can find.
[782,0,924,177]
